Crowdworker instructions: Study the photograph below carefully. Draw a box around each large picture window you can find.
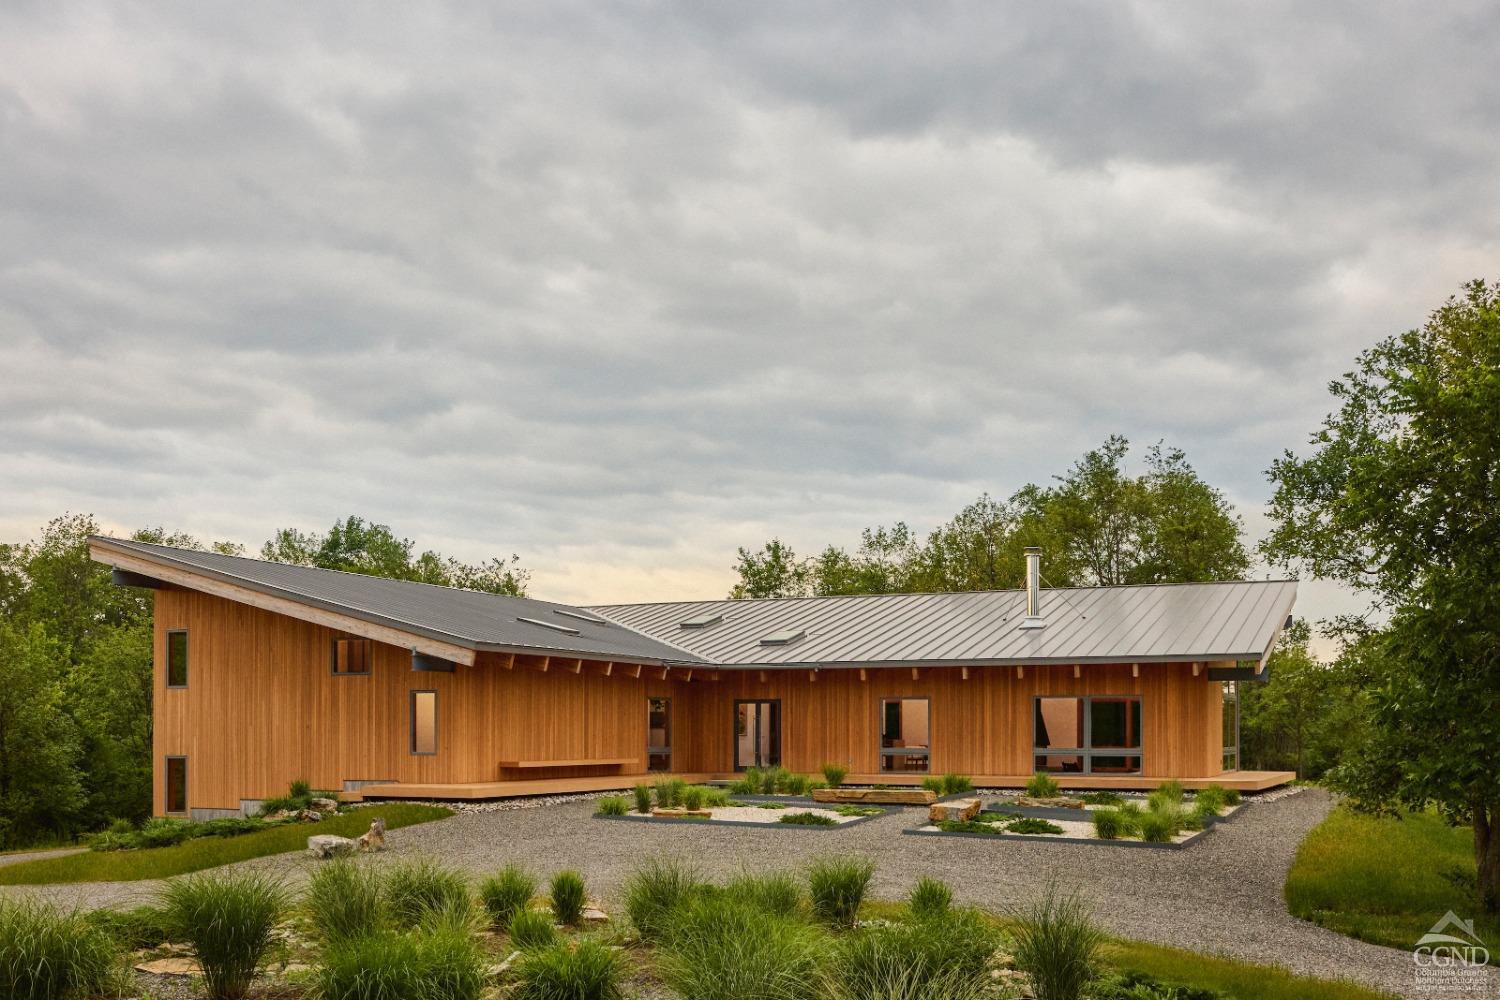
[410,690,437,755]
[880,697,930,773]
[1033,696,1140,774]
[166,630,188,688]
[647,697,671,772]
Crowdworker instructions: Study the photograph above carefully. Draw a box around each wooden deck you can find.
[340,769,1293,802]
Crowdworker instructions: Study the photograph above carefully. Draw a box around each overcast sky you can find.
[2,3,1496,651]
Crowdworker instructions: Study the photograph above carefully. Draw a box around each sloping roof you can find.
[589,579,1298,668]
[91,537,1295,670]
[89,537,701,664]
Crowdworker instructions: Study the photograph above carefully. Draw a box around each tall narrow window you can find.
[165,756,188,814]
[1033,696,1141,774]
[880,697,930,772]
[411,690,437,755]
[332,637,372,675]
[1221,682,1240,772]
[166,630,188,688]
[647,697,671,772]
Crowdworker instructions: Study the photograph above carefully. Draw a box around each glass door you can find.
[734,700,781,770]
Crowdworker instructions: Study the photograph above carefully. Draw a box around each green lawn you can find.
[1102,938,1395,1000]
[1285,804,1495,950]
[0,804,452,885]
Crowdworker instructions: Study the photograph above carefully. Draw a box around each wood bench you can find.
[497,758,637,770]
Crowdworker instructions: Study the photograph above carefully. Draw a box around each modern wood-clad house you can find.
[88,537,1298,819]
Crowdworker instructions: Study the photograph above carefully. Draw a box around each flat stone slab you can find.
[135,957,200,977]
[813,787,936,805]
[929,797,982,823]
[652,808,712,818]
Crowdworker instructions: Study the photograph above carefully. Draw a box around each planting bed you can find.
[597,802,890,829]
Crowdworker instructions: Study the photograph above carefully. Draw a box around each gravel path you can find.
[0,846,87,868]
[6,788,1494,999]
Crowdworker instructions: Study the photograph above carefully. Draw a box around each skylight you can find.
[680,613,724,629]
[516,616,579,635]
[554,609,607,625]
[759,629,805,646]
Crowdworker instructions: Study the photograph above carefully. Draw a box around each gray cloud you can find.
[1,2,1496,646]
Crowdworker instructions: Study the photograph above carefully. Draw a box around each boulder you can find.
[311,796,340,812]
[929,798,981,823]
[356,816,387,852]
[307,834,358,858]
[1016,796,1084,809]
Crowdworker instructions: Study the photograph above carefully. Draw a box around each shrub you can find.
[159,870,286,1000]
[597,795,629,816]
[513,939,623,1000]
[83,904,174,950]
[681,785,706,811]
[1010,886,1102,1000]
[0,898,120,1000]
[808,856,875,928]
[658,894,825,1000]
[1138,810,1176,843]
[724,871,803,917]
[385,859,472,930]
[137,816,201,849]
[936,820,1004,834]
[780,811,837,826]
[307,858,383,943]
[939,774,974,795]
[1079,791,1124,807]
[624,856,702,941]
[632,783,653,814]
[509,907,560,950]
[315,928,486,1000]
[907,877,952,919]
[1092,809,1126,841]
[1093,969,1221,1000]
[1025,773,1061,798]
[921,775,944,793]
[1006,817,1065,835]
[821,763,848,788]
[783,773,812,796]
[479,864,536,931]
[729,777,756,795]
[549,870,587,926]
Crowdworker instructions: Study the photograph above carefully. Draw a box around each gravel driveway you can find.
[7,788,1495,999]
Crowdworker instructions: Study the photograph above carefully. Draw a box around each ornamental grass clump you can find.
[1091,809,1126,841]
[384,859,472,930]
[624,856,702,941]
[549,870,587,926]
[307,858,383,943]
[1147,780,1185,812]
[632,784,653,814]
[921,776,944,793]
[820,763,848,788]
[808,855,875,928]
[315,928,486,1000]
[654,778,685,809]
[828,906,997,1000]
[479,864,536,931]
[907,877,952,919]
[724,870,803,917]
[513,938,623,1000]
[159,870,286,1000]
[1010,886,1102,1000]
[0,898,120,1000]
[939,774,974,795]
[509,907,560,950]
[1025,773,1061,798]
[1194,786,1228,815]
[703,786,731,807]
[658,894,826,1000]
[782,773,812,796]
[780,811,836,826]
[681,785,706,811]
[1137,810,1176,843]
[597,795,629,816]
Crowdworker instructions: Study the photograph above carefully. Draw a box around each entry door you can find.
[735,700,781,770]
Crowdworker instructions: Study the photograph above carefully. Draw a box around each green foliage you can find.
[596,795,629,816]
[1011,886,1103,1000]
[779,811,837,826]
[820,763,848,788]
[939,774,973,795]
[624,856,703,942]
[0,620,84,847]
[936,820,1004,835]
[1238,621,1364,779]
[308,858,383,943]
[833,805,882,817]
[315,929,486,1000]
[82,904,173,951]
[808,855,875,928]
[1006,817,1065,836]
[680,785,705,811]
[907,877,952,919]
[508,907,560,950]
[632,783,653,814]
[549,870,587,926]
[1025,773,1061,798]
[0,804,450,885]
[1193,787,1228,815]
[384,859,472,930]
[1150,780,1183,805]
[1285,805,1498,949]
[782,773,812,796]
[657,893,826,1000]
[1092,809,1127,841]
[513,939,623,1000]
[1137,811,1176,843]
[1100,938,1390,1000]
[921,776,944,793]
[479,864,536,931]
[703,787,731,807]
[1092,970,1221,1000]
[0,898,121,1000]
[724,871,803,917]
[1262,278,1500,912]
[827,907,998,1000]
[653,778,684,809]
[1079,791,1124,807]
[159,870,286,1000]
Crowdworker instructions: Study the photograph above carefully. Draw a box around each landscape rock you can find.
[652,808,712,818]
[929,797,982,823]
[357,816,387,851]
[307,834,358,858]
[814,787,936,805]
[1017,796,1084,809]
[581,906,609,923]
[135,957,200,977]
[488,951,521,977]
[311,796,340,812]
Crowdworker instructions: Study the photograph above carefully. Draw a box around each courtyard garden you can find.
[595,777,888,828]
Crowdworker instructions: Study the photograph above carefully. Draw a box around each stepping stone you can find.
[135,957,200,977]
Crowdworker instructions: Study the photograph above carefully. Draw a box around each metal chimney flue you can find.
[1020,547,1046,630]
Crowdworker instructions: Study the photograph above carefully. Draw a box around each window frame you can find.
[330,636,373,676]
[166,630,189,688]
[164,755,188,815]
[410,689,438,756]
[732,699,782,771]
[1032,695,1142,775]
[647,696,672,773]
[878,696,932,773]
